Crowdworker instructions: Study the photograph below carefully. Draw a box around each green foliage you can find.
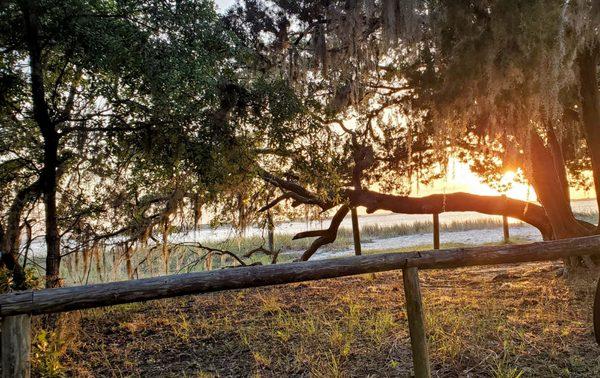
[32,330,66,378]
[225,0,599,198]
[0,0,309,270]
[0,268,14,293]
[0,267,40,293]
[224,0,440,198]
[423,0,598,190]
[2,0,596,281]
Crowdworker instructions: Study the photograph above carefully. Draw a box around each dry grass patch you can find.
[50,262,600,377]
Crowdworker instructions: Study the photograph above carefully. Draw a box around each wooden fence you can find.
[3,235,600,378]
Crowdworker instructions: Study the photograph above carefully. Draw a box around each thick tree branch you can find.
[293,230,327,240]
[257,169,334,210]
[0,179,40,289]
[258,193,293,212]
[348,190,553,239]
[300,205,349,261]
[259,170,552,238]
[259,169,559,259]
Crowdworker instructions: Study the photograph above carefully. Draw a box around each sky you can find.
[215,0,236,12]
[420,160,536,201]
[421,159,595,201]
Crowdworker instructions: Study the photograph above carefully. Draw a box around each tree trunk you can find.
[3,181,40,257]
[42,133,61,288]
[21,1,63,288]
[193,194,202,230]
[0,181,39,289]
[578,45,600,228]
[125,244,133,280]
[529,131,588,239]
[267,212,275,253]
[528,130,595,272]
[82,246,91,282]
[545,125,571,205]
[162,221,170,274]
[351,207,362,255]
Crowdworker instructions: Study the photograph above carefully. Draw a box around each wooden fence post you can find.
[351,207,362,256]
[267,212,275,253]
[502,194,510,243]
[403,267,431,378]
[432,213,440,250]
[503,216,510,243]
[2,314,31,378]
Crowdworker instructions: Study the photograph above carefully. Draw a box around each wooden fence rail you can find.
[3,235,600,377]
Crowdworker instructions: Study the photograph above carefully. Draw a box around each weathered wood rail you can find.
[3,235,600,377]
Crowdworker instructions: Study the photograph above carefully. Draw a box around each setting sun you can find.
[415,159,536,201]
[415,159,595,202]
[412,159,538,201]
[500,170,535,201]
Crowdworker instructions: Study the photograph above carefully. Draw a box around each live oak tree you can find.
[0,0,304,287]
[427,1,600,239]
[416,0,600,271]
[2,0,598,287]
[228,0,600,267]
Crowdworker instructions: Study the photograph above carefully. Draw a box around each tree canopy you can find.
[225,0,600,264]
[0,0,307,287]
[1,0,600,286]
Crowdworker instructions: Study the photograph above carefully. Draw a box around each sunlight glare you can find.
[416,159,537,201]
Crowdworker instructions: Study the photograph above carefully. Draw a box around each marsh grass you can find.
[25,211,599,286]
[343,218,522,239]
[47,214,552,285]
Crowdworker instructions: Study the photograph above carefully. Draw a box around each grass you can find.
[50,261,600,377]
[340,218,526,240]
[26,211,599,286]
[357,236,533,256]
[47,214,546,286]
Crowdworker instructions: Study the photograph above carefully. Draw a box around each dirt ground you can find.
[46,262,600,377]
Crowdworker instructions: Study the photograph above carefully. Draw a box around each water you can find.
[169,198,597,241]
[28,199,599,258]
[310,224,541,260]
